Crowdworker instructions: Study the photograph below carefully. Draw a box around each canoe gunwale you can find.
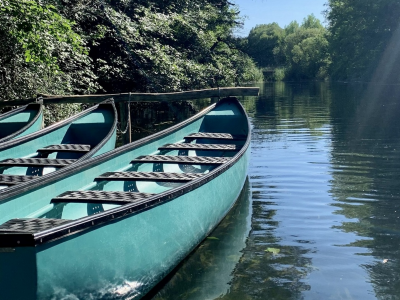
[0,98,250,247]
[75,100,118,162]
[0,103,43,143]
[0,101,217,202]
[0,99,116,152]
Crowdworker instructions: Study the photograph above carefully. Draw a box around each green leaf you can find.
[265,247,280,255]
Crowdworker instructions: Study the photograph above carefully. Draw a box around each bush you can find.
[43,103,83,127]
[273,68,286,81]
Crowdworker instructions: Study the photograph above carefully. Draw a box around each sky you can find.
[233,0,328,37]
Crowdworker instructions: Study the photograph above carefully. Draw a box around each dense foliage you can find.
[245,1,400,82]
[282,16,330,80]
[0,0,262,104]
[3,0,398,98]
[246,23,285,68]
[0,0,97,101]
[326,0,400,82]
[246,15,330,80]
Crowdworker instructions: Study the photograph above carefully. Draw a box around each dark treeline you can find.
[0,0,262,103]
[2,0,400,106]
[246,15,329,81]
[244,0,400,83]
[327,0,400,82]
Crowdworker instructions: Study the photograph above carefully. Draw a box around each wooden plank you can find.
[95,171,204,182]
[0,87,259,106]
[51,190,155,204]
[0,158,76,167]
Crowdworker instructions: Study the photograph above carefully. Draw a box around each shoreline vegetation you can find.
[0,0,263,123]
[246,15,330,82]
[244,0,400,84]
[1,0,399,123]
[0,0,263,100]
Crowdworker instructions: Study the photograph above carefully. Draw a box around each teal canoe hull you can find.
[0,101,116,162]
[0,101,117,193]
[0,103,43,143]
[0,98,249,299]
[34,148,249,299]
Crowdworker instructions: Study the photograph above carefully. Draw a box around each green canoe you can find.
[0,97,250,300]
[0,103,43,143]
[0,100,117,191]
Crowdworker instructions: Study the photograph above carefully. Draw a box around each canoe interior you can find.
[0,98,250,300]
[0,102,116,190]
[0,103,43,142]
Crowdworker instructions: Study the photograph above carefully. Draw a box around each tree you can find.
[281,15,330,80]
[1,0,261,105]
[245,15,330,80]
[0,0,97,102]
[302,14,324,29]
[326,0,400,81]
[40,0,261,92]
[285,21,300,35]
[247,23,285,67]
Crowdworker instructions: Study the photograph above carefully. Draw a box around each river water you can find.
[145,81,400,300]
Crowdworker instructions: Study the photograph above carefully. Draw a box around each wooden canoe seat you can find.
[95,171,204,182]
[185,132,246,140]
[158,143,236,151]
[52,190,155,204]
[0,174,37,186]
[0,158,77,167]
[37,144,91,154]
[131,155,230,165]
[0,218,71,233]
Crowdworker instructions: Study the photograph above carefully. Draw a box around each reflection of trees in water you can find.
[150,181,315,300]
[216,189,313,300]
[328,83,400,299]
[219,82,334,300]
[212,82,336,300]
[242,82,331,137]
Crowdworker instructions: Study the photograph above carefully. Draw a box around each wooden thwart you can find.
[0,174,37,186]
[37,144,91,153]
[52,190,155,204]
[95,171,204,182]
[0,218,71,233]
[159,143,237,151]
[132,155,230,165]
[0,158,76,167]
[185,132,246,140]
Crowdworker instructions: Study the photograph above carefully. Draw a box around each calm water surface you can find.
[147,82,400,300]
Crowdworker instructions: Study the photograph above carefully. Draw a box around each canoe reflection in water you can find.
[148,178,251,300]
